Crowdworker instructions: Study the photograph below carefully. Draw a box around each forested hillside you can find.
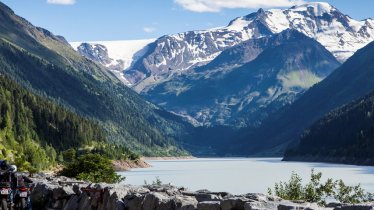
[0,74,139,171]
[0,2,191,156]
[284,91,374,165]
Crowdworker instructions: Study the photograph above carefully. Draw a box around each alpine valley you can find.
[71,2,374,162]
[1,0,374,167]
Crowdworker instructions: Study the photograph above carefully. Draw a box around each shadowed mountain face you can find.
[228,41,374,156]
[283,90,374,166]
[142,30,340,127]
[0,2,192,156]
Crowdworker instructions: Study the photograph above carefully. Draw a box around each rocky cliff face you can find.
[30,176,374,210]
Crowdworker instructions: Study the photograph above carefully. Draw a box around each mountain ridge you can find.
[71,2,373,128]
[73,2,373,90]
[142,29,340,127]
[0,1,192,156]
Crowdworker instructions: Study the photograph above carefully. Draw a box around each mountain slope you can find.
[0,74,108,171]
[230,41,374,155]
[284,91,374,166]
[108,2,373,90]
[0,1,191,156]
[142,30,340,127]
[72,2,373,128]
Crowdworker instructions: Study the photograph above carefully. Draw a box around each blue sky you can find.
[1,0,373,42]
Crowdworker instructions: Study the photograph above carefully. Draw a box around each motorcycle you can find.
[0,173,13,210]
[14,183,31,210]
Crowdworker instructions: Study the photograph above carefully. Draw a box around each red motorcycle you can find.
[14,184,31,210]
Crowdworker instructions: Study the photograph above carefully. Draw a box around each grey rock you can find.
[195,193,221,202]
[173,195,198,210]
[63,195,79,210]
[221,197,251,210]
[124,193,144,210]
[77,43,113,66]
[77,193,92,210]
[277,202,322,210]
[334,204,374,210]
[245,201,278,210]
[73,184,82,195]
[30,183,55,209]
[197,201,221,210]
[142,192,172,210]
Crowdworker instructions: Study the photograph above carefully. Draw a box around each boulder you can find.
[277,202,321,210]
[124,193,144,210]
[245,201,278,210]
[63,195,79,210]
[197,201,221,210]
[195,193,222,202]
[334,204,374,210]
[77,192,92,210]
[173,195,198,210]
[31,183,56,209]
[221,197,251,210]
[142,192,173,210]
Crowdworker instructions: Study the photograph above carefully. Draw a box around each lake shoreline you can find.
[283,156,374,167]
[142,156,196,160]
[112,159,152,171]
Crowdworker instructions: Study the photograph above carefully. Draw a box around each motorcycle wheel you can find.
[1,198,7,210]
[20,198,27,210]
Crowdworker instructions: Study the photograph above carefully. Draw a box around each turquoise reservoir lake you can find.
[119,158,374,195]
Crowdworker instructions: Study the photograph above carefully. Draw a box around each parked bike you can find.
[0,161,32,210]
[13,183,32,210]
[0,172,14,210]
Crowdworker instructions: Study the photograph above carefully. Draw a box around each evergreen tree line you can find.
[0,38,189,156]
[0,74,138,171]
[285,91,374,165]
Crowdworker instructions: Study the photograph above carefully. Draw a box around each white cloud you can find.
[47,0,76,5]
[174,0,305,13]
[143,27,157,33]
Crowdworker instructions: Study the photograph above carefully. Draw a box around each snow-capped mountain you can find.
[143,30,340,127]
[71,2,373,127]
[125,2,373,91]
[72,2,373,90]
[70,39,155,85]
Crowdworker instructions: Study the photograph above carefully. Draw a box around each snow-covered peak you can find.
[72,2,374,90]
[70,39,155,71]
[226,17,253,32]
[219,2,374,62]
[70,39,155,86]
[291,2,335,16]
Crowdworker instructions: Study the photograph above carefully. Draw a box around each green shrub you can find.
[62,148,76,163]
[152,176,162,186]
[268,169,373,205]
[59,153,125,183]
